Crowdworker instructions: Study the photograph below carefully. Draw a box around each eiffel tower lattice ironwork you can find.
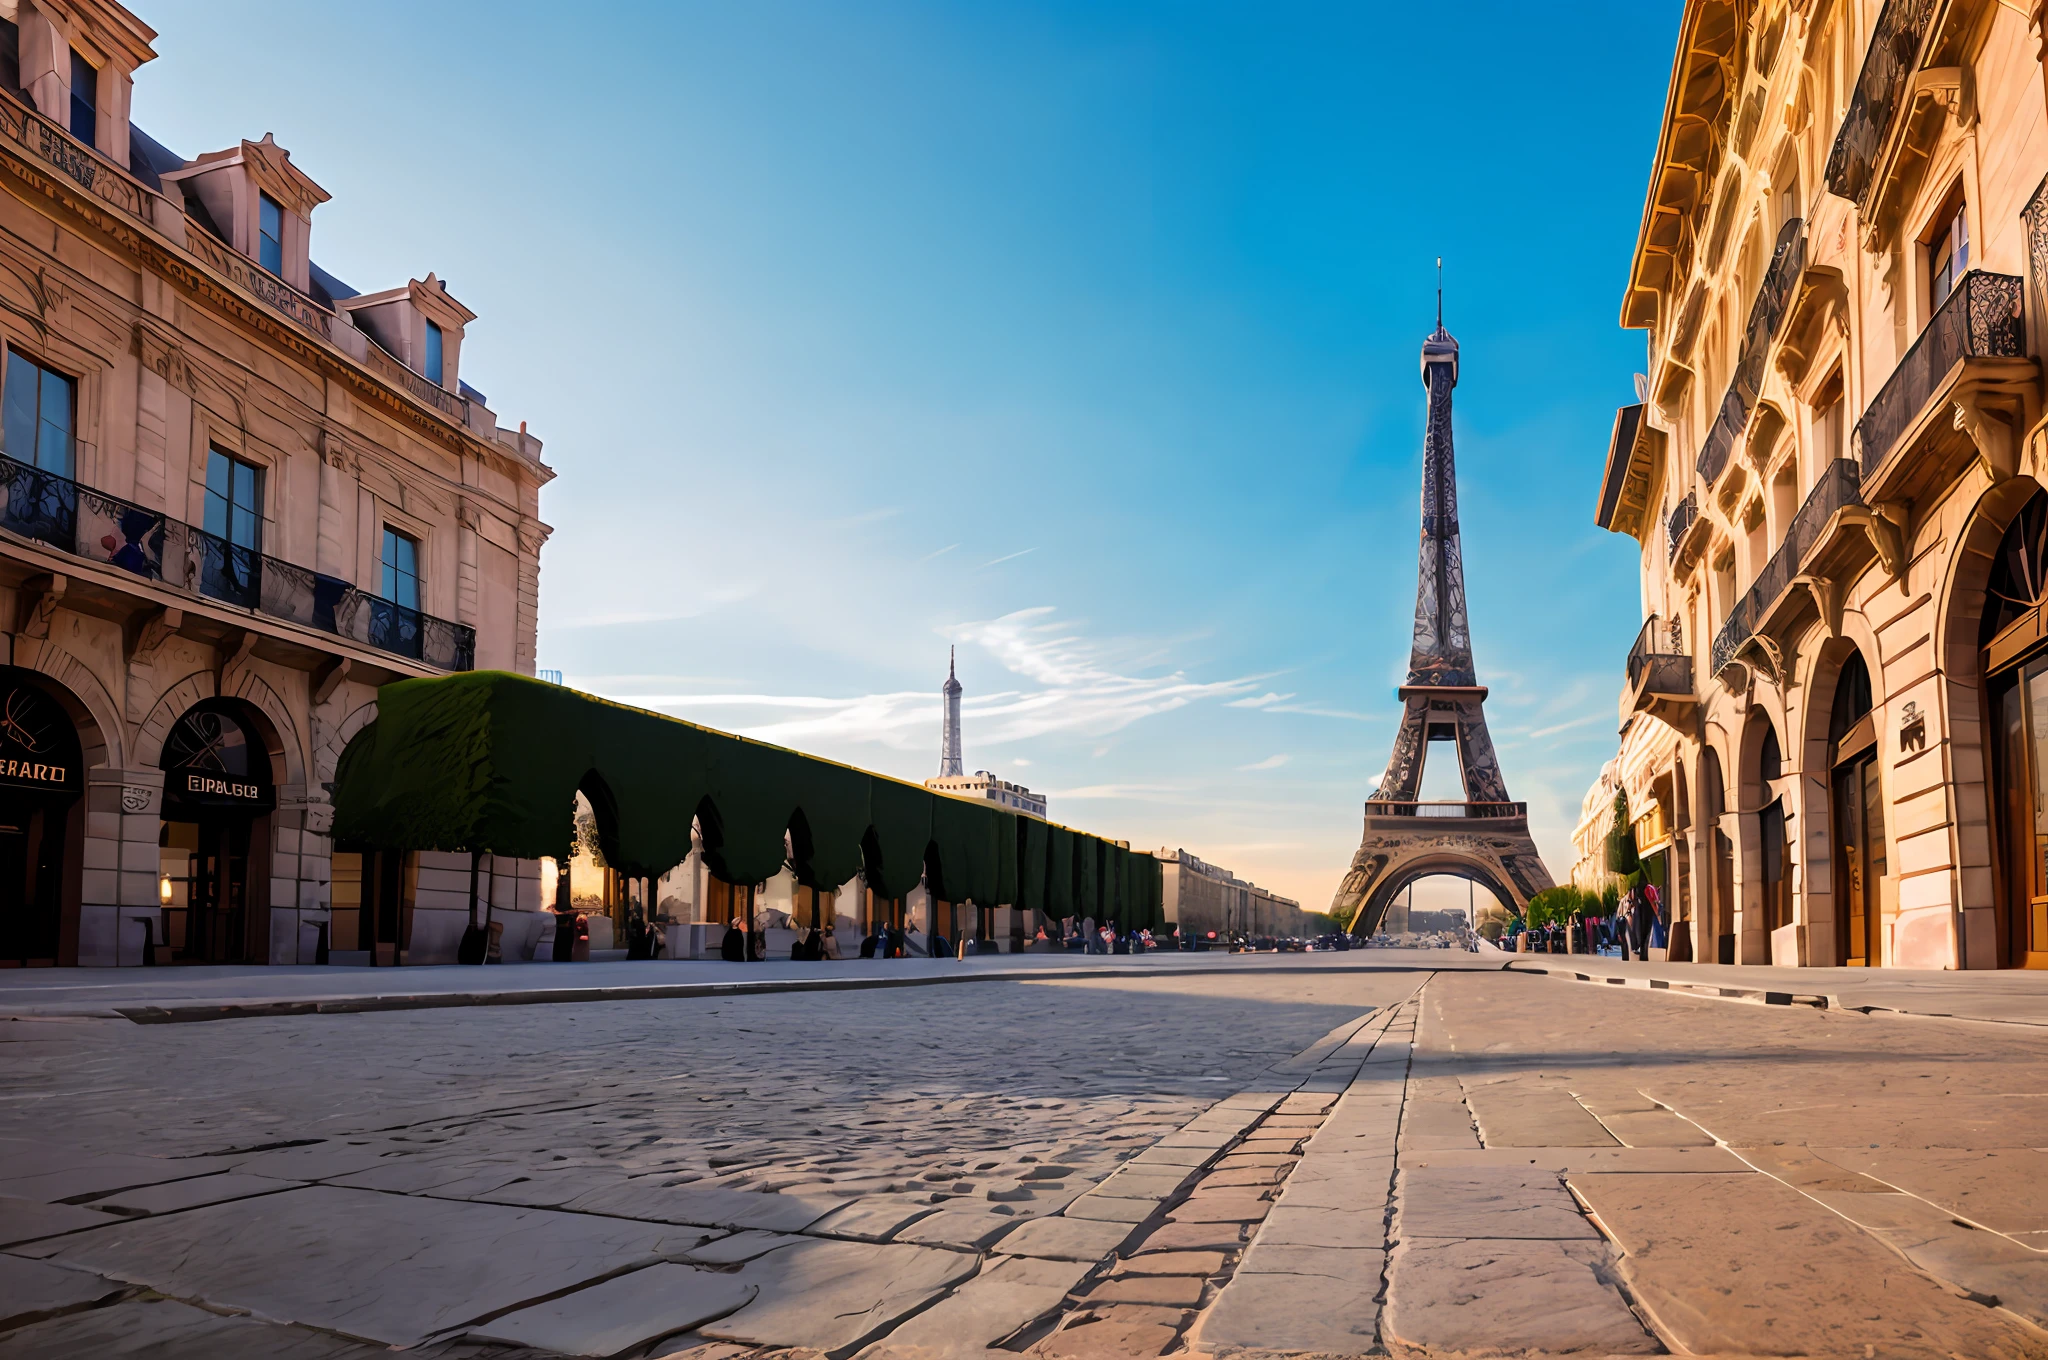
[1332,310,1555,935]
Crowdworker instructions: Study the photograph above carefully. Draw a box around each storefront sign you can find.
[179,771,264,803]
[0,682,82,796]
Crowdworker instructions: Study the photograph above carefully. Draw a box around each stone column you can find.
[81,769,166,967]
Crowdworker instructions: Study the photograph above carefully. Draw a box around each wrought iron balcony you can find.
[1666,493,1697,564]
[1824,0,1937,208]
[0,452,475,672]
[1855,272,2025,483]
[1696,219,1806,486]
[1626,614,1692,693]
[1364,801,1526,819]
[1709,458,1863,675]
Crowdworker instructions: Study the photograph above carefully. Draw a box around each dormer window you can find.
[423,320,443,385]
[69,49,95,146]
[258,193,284,275]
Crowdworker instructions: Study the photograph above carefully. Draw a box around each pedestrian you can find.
[720,916,746,962]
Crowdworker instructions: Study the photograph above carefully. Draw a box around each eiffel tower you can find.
[1332,304,1555,935]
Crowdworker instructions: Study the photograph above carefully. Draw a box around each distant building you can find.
[927,771,1047,819]
[924,650,1046,817]
[1156,848,1312,940]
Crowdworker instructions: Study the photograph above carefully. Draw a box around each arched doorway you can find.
[157,699,276,963]
[0,668,84,966]
[1756,721,1793,950]
[1701,745,1734,965]
[1981,490,2048,968]
[1827,649,1886,966]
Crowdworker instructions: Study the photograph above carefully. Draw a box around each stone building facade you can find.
[1157,848,1311,941]
[1594,0,2048,967]
[0,1,550,967]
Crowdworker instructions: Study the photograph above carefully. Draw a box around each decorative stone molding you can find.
[15,573,64,639]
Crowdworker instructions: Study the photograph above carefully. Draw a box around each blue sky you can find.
[139,1,1678,911]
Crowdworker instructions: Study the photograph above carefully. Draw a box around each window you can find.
[1812,371,1845,469]
[1928,201,1969,310]
[68,49,95,147]
[0,20,21,95]
[203,448,263,550]
[3,352,73,475]
[422,320,444,386]
[258,194,284,276]
[382,527,420,608]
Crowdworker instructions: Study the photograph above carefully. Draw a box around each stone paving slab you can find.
[29,1184,712,1345]
[859,1253,1092,1357]
[1459,1079,1619,1148]
[0,1253,127,1329]
[699,1237,980,1352]
[0,1296,397,1359]
[1382,1237,1658,1355]
[1579,1107,1716,1147]
[0,1139,237,1204]
[1192,1257,1382,1355]
[1393,1166,1601,1240]
[1066,1193,1158,1224]
[0,1195,122,1248]
[1570,1171,2048,1359]
[1117,1249,1225,1276]
[1130,1220,1255,1253]
[1400,1145,1746,1173]
[1251,1203,1382,1249]
[92,1171,303,1216]
[467,1261,757,1355]
[999,1214,1137,1261]
[683,1229,801,1263]
[559,1179,841,1232]
[1811,1145,2048,1236]
[811,1198,939,1242]
[896,1207,1027,1247]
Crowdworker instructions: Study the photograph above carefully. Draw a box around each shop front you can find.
[156,701,275,964]
[0,668,84,966]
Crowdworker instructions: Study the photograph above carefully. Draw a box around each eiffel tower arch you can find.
[1332,312,1555,935]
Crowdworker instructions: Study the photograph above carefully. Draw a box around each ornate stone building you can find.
[0,1,549,966]
[1595,0,2047,966]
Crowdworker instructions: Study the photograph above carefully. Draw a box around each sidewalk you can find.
[0,949,1498,1023]
[1494,946,2048,1027]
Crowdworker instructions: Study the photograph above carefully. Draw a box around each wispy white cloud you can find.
[979,547,1038,569]
[1239,753,1290,770]
[1226,691,1296,708]
[600,606,1260,753]
[918,542,961,562]
[1527,712,1604,740]
[1266,702,1378,721]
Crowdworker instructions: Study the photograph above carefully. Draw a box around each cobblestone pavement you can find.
[9,963,2048,1358]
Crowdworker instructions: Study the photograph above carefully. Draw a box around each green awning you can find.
[1017,817,1048,916]
[1046,823,1075,917]
[332,672,1143,907]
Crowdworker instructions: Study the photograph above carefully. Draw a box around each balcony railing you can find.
[0,452,474,672]
[1709,458,1862,675]
[1823,0,1938,208]
[1626,614,1692,699]
[1364,801,1527,819]
[1696,219,1806,485]
[1666,493,1698,564]
[1854,271,2025,482]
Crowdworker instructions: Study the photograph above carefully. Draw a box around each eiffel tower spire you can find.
[1406,309,1474,688]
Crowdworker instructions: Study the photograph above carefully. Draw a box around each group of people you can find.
[1059,924,1158,954]
[1506,884,1667,960]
